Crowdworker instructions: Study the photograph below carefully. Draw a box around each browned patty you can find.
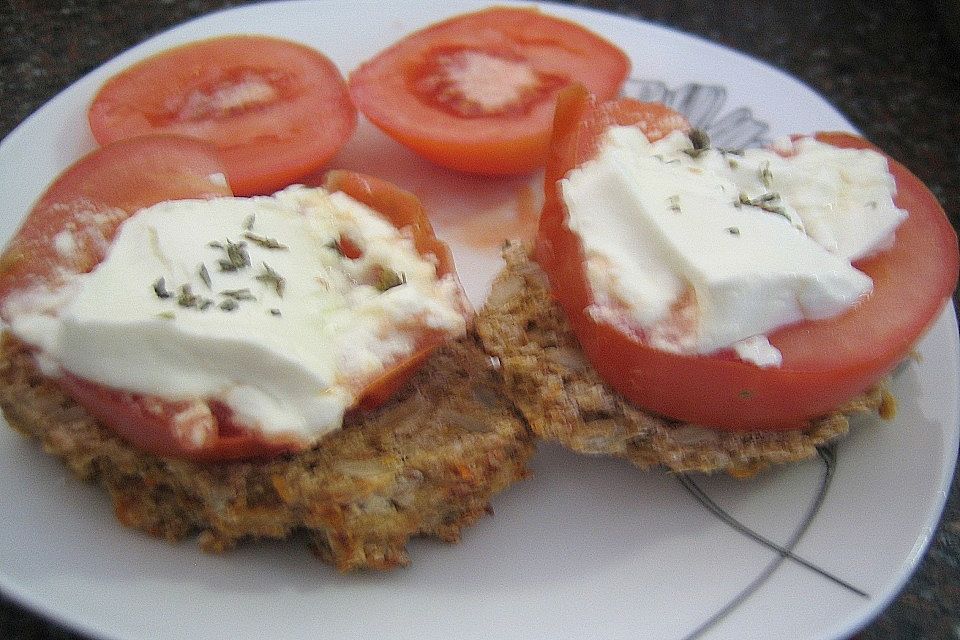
[476,243,894,477]
[0,331,534,571]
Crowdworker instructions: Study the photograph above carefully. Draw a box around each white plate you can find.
[0,2,956,639]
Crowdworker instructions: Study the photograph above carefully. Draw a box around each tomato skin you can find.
[88,35,356,196]
[536,87,959,431]
[349,7,630,175]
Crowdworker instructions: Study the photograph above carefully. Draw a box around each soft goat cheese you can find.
[560,126,907,366]
[4,186,467,444]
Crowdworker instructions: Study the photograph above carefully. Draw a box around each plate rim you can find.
[0,2,957,640]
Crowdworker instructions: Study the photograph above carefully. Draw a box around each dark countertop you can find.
[1,1,958,638]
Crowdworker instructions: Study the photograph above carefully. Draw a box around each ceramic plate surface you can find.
[0,2,957,639]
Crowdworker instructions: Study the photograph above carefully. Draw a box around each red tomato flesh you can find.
[536,86,959,430]
[88,35,356,196]
[349,7,630,175]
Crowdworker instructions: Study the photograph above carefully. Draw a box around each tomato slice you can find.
[536,86,960,430]
[88,35,356,196]
[349,7,630,175]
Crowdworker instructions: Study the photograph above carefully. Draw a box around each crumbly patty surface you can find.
[476,243,894,476]
[0,332,533,571]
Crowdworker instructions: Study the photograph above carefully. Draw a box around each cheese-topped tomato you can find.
[0,139,467,460]
[536,86,959,431]
[560,125,909,367]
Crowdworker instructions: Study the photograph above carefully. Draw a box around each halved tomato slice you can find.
[88,35,356,196]
[349,7,630,175]
[536,86,959,430]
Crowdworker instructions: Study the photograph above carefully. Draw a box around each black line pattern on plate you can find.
[621,78,772,149]
[676,444,869,640]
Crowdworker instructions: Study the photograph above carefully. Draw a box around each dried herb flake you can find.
[243,232,288,250]
[376,268,406,292]
[255,262,285,297]
[153,277,172,299]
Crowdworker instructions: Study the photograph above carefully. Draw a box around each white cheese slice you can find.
[560,126,903,362]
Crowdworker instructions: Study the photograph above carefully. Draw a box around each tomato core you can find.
[411,46,566,118]
[153,67,292,126]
